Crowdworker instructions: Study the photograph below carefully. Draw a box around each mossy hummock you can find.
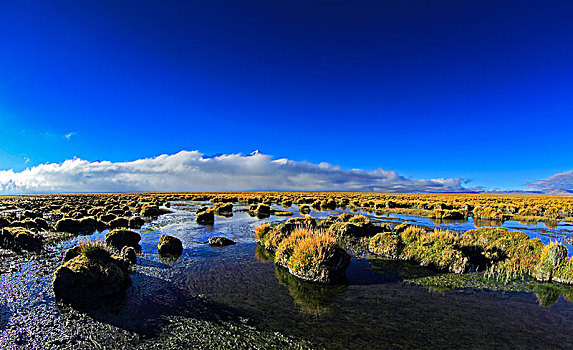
[53,241,132,307]
[369,226,573,284]
[255,221,350,284]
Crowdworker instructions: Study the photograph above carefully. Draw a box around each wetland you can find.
[1,192,573,349]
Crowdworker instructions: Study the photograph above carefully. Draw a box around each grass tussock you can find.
[282,228,338,275]
[255,221,350,283]
[77,239,112,261]
[368,226,568,281]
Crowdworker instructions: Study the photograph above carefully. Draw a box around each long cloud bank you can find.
[526,170,573,191]
[0,150,474,194]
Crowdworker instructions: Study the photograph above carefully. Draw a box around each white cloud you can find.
[526,170,573,191]
[0,150,474,194]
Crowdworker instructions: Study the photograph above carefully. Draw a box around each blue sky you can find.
[1,1,572,193]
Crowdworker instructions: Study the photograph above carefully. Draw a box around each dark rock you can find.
[208,236,236,247]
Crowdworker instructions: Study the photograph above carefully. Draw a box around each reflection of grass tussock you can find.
[368,257,437,280]
[275,265,347,316]
[407,272,573,307]
[159,251,182,264]
[254,243,274,263]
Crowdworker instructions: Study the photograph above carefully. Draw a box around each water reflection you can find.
[536,287,562,307]
[248,212,270,219]
[275,266,348,316]
[544,221,560,229]
[473,218,504,228]
[254,244,274,263]
[367,257,437,281]
[159,251,182,264]
[430,218,469,226]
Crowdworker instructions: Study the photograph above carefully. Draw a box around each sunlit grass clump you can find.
[428,209,466,220]
[76,239,112,261]
[369,227,470,273]
[369,224,573,284]
[472,206,506,221]
[254,222,350,283]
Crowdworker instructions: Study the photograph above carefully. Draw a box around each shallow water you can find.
[2,202,573,349]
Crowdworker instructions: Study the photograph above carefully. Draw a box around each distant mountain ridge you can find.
[484,189,573,196]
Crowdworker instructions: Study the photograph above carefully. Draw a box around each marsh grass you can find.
[368,225,566,280]
[285,229,338,276]
[77,239,113,262]
[255,221,348,282]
